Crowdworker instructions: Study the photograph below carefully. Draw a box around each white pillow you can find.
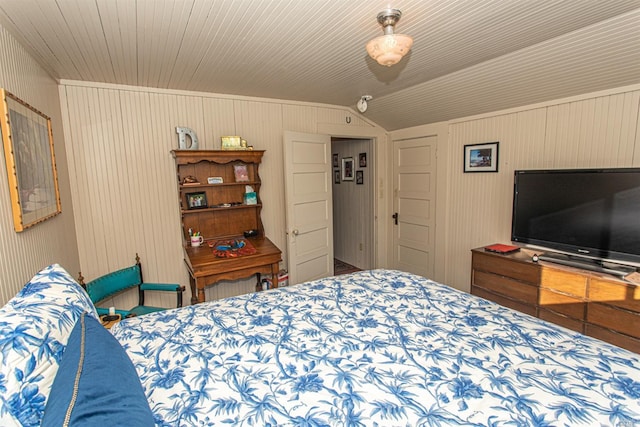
[0,264,98,427]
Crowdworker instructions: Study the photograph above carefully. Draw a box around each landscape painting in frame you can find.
[464,141,499,173]
[0,89,61,232]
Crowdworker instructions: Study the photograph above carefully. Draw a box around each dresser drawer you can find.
[585,324,640,354]
[473,270,538,304]
[472,252,539,284]
[588,278,640,313]
[538,308,584,333]
[539,288,586,320]
[540,267,587,297]
[472,286,538,317]
[587,302,640,339]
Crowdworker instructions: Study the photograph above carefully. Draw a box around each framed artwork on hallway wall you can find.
[359,152,367,168]
[0,89,61,232]
[341,157,354,181]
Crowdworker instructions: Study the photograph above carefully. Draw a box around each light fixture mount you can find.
[377,9,402,34]
[357,95,373,113]
[366,8,413,67]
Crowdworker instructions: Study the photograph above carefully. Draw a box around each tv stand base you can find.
[537,253,635,277]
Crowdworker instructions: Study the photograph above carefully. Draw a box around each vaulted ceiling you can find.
[0,0,638,130]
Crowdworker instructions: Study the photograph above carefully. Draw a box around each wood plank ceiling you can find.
[0,0,638,130]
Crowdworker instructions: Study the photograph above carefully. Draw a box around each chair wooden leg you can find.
[177,288,184,308]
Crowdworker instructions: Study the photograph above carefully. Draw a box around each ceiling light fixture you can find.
[366,9,413,67]
[357,95,373,113]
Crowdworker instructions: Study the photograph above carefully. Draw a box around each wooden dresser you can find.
[471,247,640,353]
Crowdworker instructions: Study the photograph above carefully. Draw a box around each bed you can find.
[1,266,639,426]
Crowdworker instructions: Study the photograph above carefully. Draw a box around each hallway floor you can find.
[334,259,361,276]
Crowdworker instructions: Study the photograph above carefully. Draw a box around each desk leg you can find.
[188,274,198,305]
[271,263,279,288]
[196,278,206,303]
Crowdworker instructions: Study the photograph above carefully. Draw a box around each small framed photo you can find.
[334,169,340,184]
[221,136,242,150]
[358,152,367,168]
[186,192,208,209]
[234,164,249,182]
[464,142,499,173]
[356,170,363,184]
[332,153,339,168]
[341,157,354,181]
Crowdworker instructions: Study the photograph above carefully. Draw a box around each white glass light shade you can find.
[366,34,413,66]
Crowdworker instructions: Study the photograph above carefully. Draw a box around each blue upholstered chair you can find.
[78,254,185,317]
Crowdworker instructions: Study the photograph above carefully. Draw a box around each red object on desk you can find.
[210,238,257,258]
[484,243,520,254]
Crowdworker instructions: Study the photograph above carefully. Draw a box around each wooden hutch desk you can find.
[172,149,282,303]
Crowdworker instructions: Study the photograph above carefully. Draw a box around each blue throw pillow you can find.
[41,313,154,426]
[0,264,98,427]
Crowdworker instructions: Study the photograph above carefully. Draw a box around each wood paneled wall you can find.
[58,81,384,305]
[6,15,636,307]
[442,87,640,292]
[0,25,80,305]
[332,138,373,270]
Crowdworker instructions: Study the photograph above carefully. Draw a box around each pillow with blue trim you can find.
[41,312,154,426]
[0,264,98,427]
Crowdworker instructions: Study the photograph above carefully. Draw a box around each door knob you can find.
[392,213,398,225]
[292,229,299,236]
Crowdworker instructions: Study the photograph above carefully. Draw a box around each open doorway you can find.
[331,137,374,274]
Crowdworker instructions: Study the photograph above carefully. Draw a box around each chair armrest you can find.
[139,283,184,292]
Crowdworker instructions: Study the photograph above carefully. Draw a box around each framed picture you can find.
[186,192,208,209]
[233,164,249,182]
[0,89,61,232]
[358,152,367,168]
[341,157,354,181]
[334,169,340,184]
[332,153,339,168]
[356,170,363,184]
[464,141,499,173]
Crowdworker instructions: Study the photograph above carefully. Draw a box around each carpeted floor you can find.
[334,259,361,276]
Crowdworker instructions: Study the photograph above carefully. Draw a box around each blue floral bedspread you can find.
[111,269,640,426]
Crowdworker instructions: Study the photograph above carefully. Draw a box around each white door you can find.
[283,131,334,285]
[392,136,437,278]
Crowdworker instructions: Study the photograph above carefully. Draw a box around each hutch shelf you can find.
[172,150,281,304]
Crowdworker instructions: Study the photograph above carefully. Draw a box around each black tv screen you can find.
[511,168,640,266]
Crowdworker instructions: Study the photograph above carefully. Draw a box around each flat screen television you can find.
[511,168,640,273]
